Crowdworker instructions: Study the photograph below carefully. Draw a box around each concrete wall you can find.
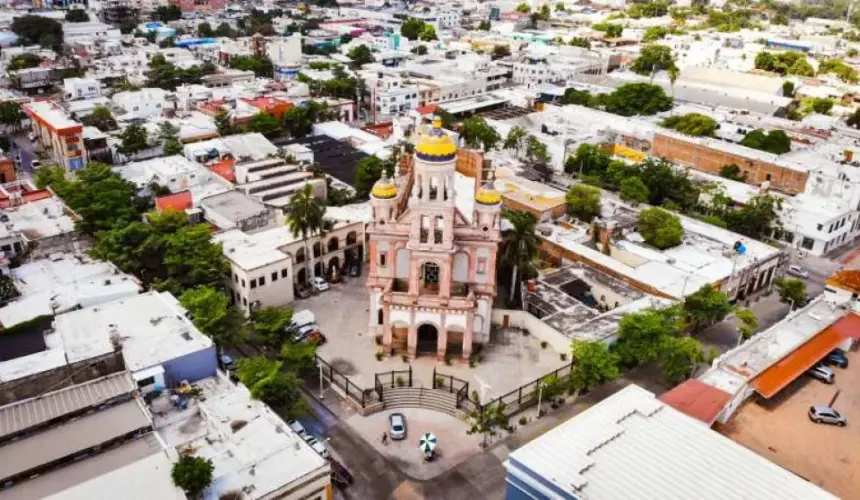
[652,134,808,195]
[491,309,571,353]
[161,345,217,386]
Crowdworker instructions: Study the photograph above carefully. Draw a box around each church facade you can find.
[366,119,502,360]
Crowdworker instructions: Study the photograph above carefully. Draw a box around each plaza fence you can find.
[315,354,375,407]
[434,362,575,419]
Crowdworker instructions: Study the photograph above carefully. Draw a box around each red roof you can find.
[209,158,236,183]
[415,104,439,115]
[828,313,860,340]
[659,379,732,425]
[752,326,847,399]
[0,189,53,208]
[155,191,193,212]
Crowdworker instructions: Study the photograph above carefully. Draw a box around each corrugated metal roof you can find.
[752,327,847,399]
[658,379,732,425]
[507,385,837,500]
[0,372,135,440]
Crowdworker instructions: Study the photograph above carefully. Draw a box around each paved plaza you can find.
[302,274,568,403]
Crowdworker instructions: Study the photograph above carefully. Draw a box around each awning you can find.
[829,312,860,340]
[132,365,164,382]
[752,327,847,399]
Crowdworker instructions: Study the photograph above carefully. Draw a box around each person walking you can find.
[382,431,388,445]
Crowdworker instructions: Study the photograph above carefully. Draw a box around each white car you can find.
[311,277,330,292]
[30,159,41,169]
[787,264,810,279]
[286,419,306,435]
[302,434,330,459]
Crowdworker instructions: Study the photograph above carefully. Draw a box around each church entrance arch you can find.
[416,323,438,355]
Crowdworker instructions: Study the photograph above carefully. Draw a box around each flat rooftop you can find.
[214,226,294,271]
[0,196,78,242]
[506,384,837,500]
[199,190,270,230]
[24,101,81,131]
[155,376,329,499]
[281,134,368,187]
[0,400,151,483]
[186,133,278,162]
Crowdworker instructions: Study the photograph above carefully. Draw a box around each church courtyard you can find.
[300,275,568,404]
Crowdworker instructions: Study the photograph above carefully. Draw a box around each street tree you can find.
[156,224,230,294]
[638,207,683,249]
[179,286,247,348]
[613,305,684,366]
[0,101,26,130]
[235,356,281,391]
[735,308,758,345]
[500,210,539,303]
[630,44,679,83]
[461,116,501,151]
[466,402,512,448]
[503,126,527,153]
[347,44,375,68]
[252,306,293,344]
[775,278,807,307]
[281,341,318,376]
[525,135,550,165]
[619,177,649,205]
[683,285,733,332]
[565,184,601,222]
[570,340,621,391]
[725,194,782,240]
[657,336,706,384]
[285,184,326,285]
[171,455,214,497]
[256,371,307,418]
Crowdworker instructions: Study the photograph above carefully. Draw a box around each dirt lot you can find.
[717,349,860,498]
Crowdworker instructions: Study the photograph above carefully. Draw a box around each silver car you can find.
[807,364,835,384]
[808,406,846,426]
[388,412,407,440]
[787,264,810,279]
[302,434,330,459]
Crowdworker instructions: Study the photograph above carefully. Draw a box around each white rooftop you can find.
[185,133,278,162]
[156,376,328,500]
[24,101,81,131]
[506,384,837,500]
[0,253,141,327]
[214,226,295,271]
[0,197,78,242]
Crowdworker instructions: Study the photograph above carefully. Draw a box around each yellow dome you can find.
[475,181,501,205]
[371,177,398,199]
[415,117,457,162]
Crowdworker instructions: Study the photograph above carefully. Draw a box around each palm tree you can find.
[286,183,326,285]
[500,209,539,303]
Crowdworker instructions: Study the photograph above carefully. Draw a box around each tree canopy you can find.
[818,58,859,83]
[118,124,150,157]
[228,55,274,78]
[461,116,501,151]
[660,113,718,137]
[570,340,621,390]
[65,9,89,22]
[628,0,669,18]
[354,156,385,199]
[740,129,791,154]
[630,44,679,82]
[179,286,247,348]
[8,53,42,71]
[683,285,733,332]
[591,22,623,38]
[11,15,63,50]
[619,177,649,205]
[601,83,673,116]
[401,17,428,40]
[754,51,814,77]
[500,209,539,303]
[171,455,214,497]
[246,112,282,138]
[639,207,683,249]
[80,106,118,132]
[775,278,806,307]
[565,184,601,222]
[347,44,375,68]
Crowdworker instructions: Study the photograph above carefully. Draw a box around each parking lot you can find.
[717,349,860,498]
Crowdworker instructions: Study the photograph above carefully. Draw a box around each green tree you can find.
[197,22,214,37]
[570,340,621,390]
[281,341,318,376]
[8,53,42,71]
[592,22,623,38]
[628,0,669,18]
[515,2,531,13]
[562,88,596,106]
[118,124,149,157]
[354,156,385,199]
[782,80,795,97]
[155,5,182,21]
[214,111,232,136]
[477,19,491,30]
[639,207,683,249]
[503,125,527,152]
[740,129,791,154]
[401,18,426,40]
[252,306,293,345]
[569,37,591,48]
[500,210,539,303]
[461,116,501,151]
[847,107,860,129]
[660,113,718,136]
[613,306,684,366]
[525,135,550,165]
[536,4,551,21]
[256,370,307,417]
[80,106,117,132]
[235,356,281,391]
[775,278,806,307]
[171,455,214,497]
[818,58,859,83]
[0,101,26,130]
[619,176,649,205]
[11,15,63,50]
[735,307,758,345]
[347,44,375,68]
[412,44,428,55]
[638,157,698,209]
[564,143,610,176]
[642,26,668,42]
[65,9,90,22]
[285,183,326,285]
[492,44,512,59]
[419,24,437,41]
[683,285,733,332]
[156,224,230,294]
[246,112,282,138]
[601,83,673,116]
[466,402,512,448]
[215,22,233,37]
[810,97,834,115]
[565,184,601,222]
[725,194,782,239]
[158,122,183,155]
[179,286,247,348]
[719,163,744,181]
[658,336,705,384]
[630,44,679,83]
[228,55,274,77]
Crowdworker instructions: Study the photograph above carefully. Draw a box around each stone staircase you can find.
[381,387,460,417]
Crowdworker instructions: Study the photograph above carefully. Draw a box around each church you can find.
[366,118,502,360]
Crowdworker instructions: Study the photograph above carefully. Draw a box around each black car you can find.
[824,349,849,369]
[330,459,353,488]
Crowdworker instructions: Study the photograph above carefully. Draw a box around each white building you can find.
[117,155,231,202]
[63,77,102,100]
[62,21,121,45]
[112,88,169,121]
[506,384,837,499]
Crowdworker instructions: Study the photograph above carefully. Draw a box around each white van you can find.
[291,309,315,328]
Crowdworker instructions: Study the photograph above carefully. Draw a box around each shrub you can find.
[518,416,528,425]
[171,455,214,497]
[638,207,683,249]
[401,354,409,363]
[444,353,452,366]
[375,350,383,361]
[435,376,445,388]
[540,341,548,349]
[396,376,405,387]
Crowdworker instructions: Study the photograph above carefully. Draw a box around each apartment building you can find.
[63,77,101,101]
[24,101,86,172]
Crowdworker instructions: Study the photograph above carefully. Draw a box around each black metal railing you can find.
[375,366,413,392]
[315,354,374,407]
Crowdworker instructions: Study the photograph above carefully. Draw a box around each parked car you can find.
[330,459,354,488]
[349,264,361,277]
[388,412,407,440]
[808,406,847,426]
[311,277,330,292]
[824,349,849,369]
[294,286,311,299]
[787,264,810,279]
[807,364,835,384]
[286,418,307,435]
[219,353,234,371]
[292,323,319,343]
[302,434,330,458]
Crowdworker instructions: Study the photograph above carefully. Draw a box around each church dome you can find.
[415,117,457,163]
[371,176,398,199]
[475,180,501,205]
